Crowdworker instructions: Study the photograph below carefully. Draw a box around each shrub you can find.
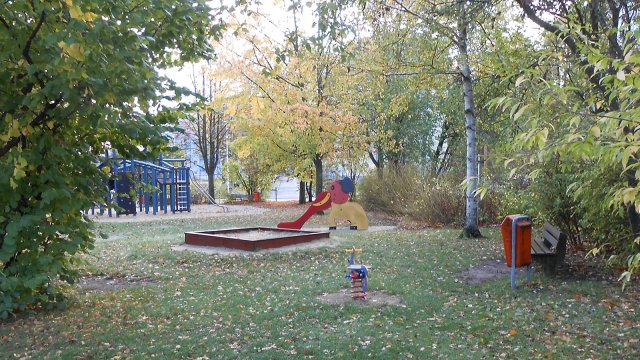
[360,166,505,226]
[499,158,630,255]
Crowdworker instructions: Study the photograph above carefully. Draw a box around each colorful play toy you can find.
[345,247,368,299]
[328,177,368,230]
[277,177,369,230]
[89,151,191,217]
[276,191,332,229]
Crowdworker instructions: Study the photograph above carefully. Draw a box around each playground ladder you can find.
[176,183,188,211]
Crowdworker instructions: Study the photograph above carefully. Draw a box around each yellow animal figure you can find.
[328,177,369,230]
[328,202,369,230]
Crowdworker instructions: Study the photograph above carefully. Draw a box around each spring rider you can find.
[345,247,368,299]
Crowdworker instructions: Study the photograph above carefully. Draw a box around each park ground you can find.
[1,203,639,359]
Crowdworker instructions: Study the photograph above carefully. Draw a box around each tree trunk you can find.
[306,182,313,203]
[433,119,450,174]
[368,147,383,179]
[458,7,482,238]
[299,181,306,204]
[314,154,323,200]
[207,172,215,200]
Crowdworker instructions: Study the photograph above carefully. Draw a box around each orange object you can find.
[253,191,260,202]
[501,215,532,267]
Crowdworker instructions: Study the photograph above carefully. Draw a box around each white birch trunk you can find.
[457,6,481,238]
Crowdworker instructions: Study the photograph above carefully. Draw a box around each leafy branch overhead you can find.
[0,0,223,317]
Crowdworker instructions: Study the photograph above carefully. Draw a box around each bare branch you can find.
[22,10,46,66]
[515,0,579,54]
[238,70,278,105]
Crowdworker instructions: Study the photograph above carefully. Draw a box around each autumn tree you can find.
[183,65,230,201]
[0,0,222,317]
[372,0,498,237]
[341,7,463,175]
[222,0,367,201]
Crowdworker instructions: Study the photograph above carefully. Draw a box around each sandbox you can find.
[184,227,330,251]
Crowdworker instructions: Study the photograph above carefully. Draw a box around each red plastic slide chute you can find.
[277,191,332,229]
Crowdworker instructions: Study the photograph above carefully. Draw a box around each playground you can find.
[4,1,640,359]
[1,203,638,359]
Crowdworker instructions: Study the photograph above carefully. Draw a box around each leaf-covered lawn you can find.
[1,206,638,359]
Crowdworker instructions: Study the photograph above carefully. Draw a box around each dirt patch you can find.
[252,200,301,208]
[317,289,405,307]
[557,251,622,282]
[77,275,157,292]
[458,258,530,284]
[460,253,628,285]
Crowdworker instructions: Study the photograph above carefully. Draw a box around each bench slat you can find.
[531,239,543,254]
[544,222,563,240]
[542,229,558,249]
[531,238,553,255]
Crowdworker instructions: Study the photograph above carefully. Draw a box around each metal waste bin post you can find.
[500,215,533,289]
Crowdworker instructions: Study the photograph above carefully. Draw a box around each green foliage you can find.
[222,158,275,198]
[0,0,222,317]
[502,160,629,252]
[491,8,640,284]
[520,164,584,246]
[342,8,464,173]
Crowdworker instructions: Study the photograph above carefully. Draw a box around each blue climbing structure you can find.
[96,151,191,217]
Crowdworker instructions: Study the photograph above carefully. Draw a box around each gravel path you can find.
[88,204,269,223]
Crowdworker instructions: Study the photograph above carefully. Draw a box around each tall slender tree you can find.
[185,66,230,201]
[382,0,493,237]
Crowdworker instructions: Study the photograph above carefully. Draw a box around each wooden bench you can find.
[229,193,248,202]
[531,223,568,274]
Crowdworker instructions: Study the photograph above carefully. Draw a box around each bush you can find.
[499,159,630,254]
[360,166,503,226]
[1,1,219,317]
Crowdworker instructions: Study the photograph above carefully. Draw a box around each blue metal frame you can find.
[98,152,192,217]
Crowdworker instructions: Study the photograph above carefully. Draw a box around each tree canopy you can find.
[0,0,223,317]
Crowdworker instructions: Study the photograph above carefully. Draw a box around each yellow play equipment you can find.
[328,202,369,230]
[328,177,369,230]
[277,176,369,231]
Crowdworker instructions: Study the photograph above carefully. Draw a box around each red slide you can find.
[277,191,332,229]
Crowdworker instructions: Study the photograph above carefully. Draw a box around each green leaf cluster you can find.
[0,0,222,317]
[491,5,640,286]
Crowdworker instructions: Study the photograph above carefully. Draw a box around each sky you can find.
[163,0,311,91]
[164,1,543,93]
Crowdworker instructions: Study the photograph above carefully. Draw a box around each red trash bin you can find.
[501,215,532,267]
[253,191,260,202]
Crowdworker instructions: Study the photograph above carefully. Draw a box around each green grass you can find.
[1,207,638,359]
